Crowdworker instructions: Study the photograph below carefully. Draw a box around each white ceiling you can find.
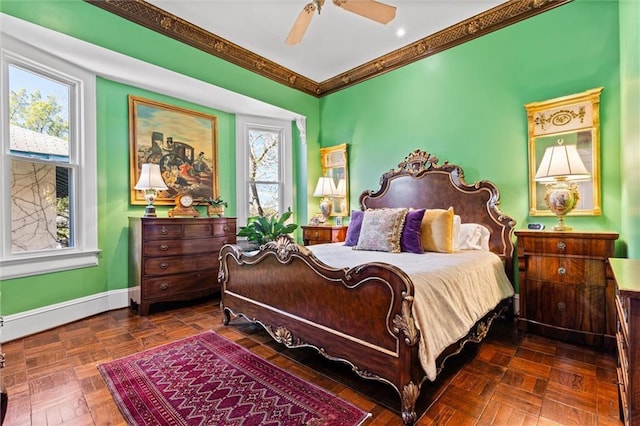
[147,0,504,83]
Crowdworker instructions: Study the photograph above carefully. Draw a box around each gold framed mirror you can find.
[320,143,349,217]
[525,87,602,217]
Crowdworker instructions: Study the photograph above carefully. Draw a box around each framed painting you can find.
[129,95,218,205]
[525,87,602,216]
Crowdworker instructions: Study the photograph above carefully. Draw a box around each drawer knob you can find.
[558,266,566,275]
[159,244,169,251]
[314,232,319,238]
[159,262,169,269]
[161,226,169,235]
[557,302,566,311]
[557,242,566,252]
[159,282,169,290]
[223,225,229,232]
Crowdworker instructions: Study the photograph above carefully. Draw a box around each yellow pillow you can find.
[420,207,454,253]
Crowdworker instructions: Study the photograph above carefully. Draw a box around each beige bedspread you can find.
[307,243,514,381]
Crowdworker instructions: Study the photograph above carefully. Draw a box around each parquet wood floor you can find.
[1,296,621,425]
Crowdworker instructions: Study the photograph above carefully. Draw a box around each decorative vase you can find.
[207,205,224,217]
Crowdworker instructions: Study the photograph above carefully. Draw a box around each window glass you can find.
[8,64,74,253]
[247,127,282,217]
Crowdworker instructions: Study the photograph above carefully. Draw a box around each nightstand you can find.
[610,258,640,425]
[302,225,348,246]
[515,230,618,347]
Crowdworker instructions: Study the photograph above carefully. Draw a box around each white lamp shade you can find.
[336,179,346,196]
[534,143,590,183]
[313,176,337,197]
[134,163,169,190]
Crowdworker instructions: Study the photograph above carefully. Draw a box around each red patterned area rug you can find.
[98,331,370,426]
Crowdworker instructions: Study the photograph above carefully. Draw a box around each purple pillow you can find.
[344,210,364,246]
[400,209,426,253]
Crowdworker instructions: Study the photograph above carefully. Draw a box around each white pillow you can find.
[457,223,491,251]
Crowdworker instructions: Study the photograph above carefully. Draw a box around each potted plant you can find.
[237,208,298,247]
[205,196,228,217]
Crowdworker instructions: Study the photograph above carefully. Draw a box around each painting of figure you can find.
[129,95,218,205]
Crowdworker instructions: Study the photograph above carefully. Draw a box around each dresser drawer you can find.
[143,236,233,256]
[523,280,606,333]
[143,223,183,239]
[519,236,611,257]
[525,256,605,285]
[142,270,218,298]
[143,253,219,275]
[212,220,236,236]
[182,221,236,238]
[303,227,333,242]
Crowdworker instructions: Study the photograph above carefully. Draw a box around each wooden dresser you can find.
[129,217,236,315]
[610,258,640,426]
[515,230,618,347]
[302,225,348,245]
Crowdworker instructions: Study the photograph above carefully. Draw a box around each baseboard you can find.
[1,288,129,343]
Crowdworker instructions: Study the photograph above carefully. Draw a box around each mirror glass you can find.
[320,143,349,217]
[526,88,602,216]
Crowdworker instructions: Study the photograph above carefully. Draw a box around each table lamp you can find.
[134,163,168,217]
[313,176,337,224]
[534,139,590,231]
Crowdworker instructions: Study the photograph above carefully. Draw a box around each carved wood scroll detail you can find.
[392,293,420,346]
[263,235,311,262]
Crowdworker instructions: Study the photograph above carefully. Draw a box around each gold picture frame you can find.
[129,95,218,205]
[320,143,349,217]
[525,88,602,216]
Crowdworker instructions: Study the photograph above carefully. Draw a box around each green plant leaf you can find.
[236,208,298,246]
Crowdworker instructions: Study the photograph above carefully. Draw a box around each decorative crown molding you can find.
[85,0,572,98]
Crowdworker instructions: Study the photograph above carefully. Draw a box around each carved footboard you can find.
[218,235,424,424]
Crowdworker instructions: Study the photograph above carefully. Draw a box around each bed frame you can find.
[218,149,516,424]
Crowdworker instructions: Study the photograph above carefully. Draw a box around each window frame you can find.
[0,36,99,280]
[236,115,293,226]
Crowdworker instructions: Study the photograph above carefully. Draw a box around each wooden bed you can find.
[218,149,516,425]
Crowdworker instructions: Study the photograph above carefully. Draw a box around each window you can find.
[1,37,98,279]
[236,115,292,225]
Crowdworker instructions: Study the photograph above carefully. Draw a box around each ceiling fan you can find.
[285,0,397,46]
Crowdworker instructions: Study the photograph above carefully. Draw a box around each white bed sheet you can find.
[307,243,514,381]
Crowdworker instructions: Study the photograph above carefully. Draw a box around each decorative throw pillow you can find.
[420,207,455,253]
[453,215,461,251]
[343,210,364,246]
[400,208,426,253]
[355,208,408,253]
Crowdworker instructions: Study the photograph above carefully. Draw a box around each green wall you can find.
[0,0,319,316]
[320,0,622,240]
[619,0,640,259]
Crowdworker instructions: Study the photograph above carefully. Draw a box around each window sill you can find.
[0,249,101,280]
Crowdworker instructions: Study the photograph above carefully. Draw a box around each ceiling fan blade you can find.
[285,3,317,46]
[333,0,396,25]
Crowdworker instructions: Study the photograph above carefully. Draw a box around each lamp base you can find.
[144,205,157,217]
[551,217,572,232]
[544,179,579,232]
[319,198,332,224]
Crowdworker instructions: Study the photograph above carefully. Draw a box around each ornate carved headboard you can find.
[359,149,516,281]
